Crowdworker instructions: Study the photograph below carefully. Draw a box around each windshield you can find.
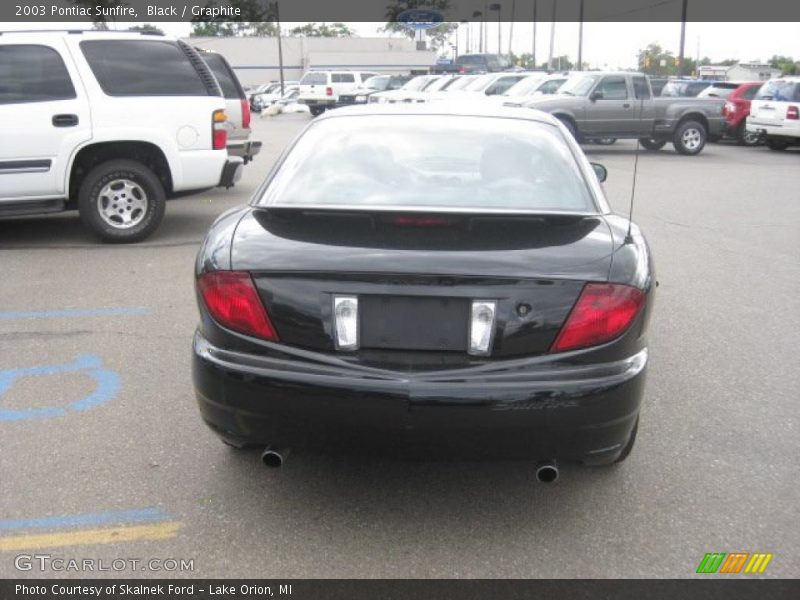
[362,75,391,91]
[260,115,594,213]
[697,83,737,98]
[502,75,546,97]
[558,75,598,96]
[426,76,458,92]
[445,75,479,91]
[401,75,435,91]
[464,74,496,92]
[755,80,800,101]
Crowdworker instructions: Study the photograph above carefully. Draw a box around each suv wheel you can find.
[78,159,166,243]
[737,123,761,146]
[765,137,789,151]
[309,106,325,117]
[557,117,579,141]
[639,138,666,151]
[673,120,707,155]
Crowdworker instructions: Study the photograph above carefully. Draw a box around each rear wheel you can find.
[592,138,617,145]
[309,106,325,117]
[639,138,666,151]
[765,137,789,151]
[78,159,165,243]
[672,120,707,155]
[737,123,761,146]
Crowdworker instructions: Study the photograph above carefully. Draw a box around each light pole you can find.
[489,4,502,55]
[274,1,284,95]
[547,0,556,71]
[532,0,537,69]
[678,0,688,76]
[577,0,584,70]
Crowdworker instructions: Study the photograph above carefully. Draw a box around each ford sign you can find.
[396,9,445,30]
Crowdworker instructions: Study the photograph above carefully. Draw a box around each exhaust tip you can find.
[536,461,559,483]
[260,447,289,468]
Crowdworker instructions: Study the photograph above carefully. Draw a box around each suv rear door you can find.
[750,79,800,126]
[298,71,329,101]
[0,37,92,201]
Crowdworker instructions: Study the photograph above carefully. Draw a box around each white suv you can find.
[747,77,800,151]
[296,70,379,116]
[0,30,243,243]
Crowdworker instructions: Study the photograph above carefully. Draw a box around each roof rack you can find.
[0,29,164,36]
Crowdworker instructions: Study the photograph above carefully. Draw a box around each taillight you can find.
[326,86,333,96]
[459,66,466,73]
[550,283,645,353]
[240,98,251,128]
[787,105,799,120]
[723,101,736,116]
[212,109,227,150]
[198,271,279,341]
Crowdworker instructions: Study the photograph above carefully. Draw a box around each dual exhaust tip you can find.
[259,448,559,483]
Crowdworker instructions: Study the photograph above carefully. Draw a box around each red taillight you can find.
[550,283,645,353]
[326,86,333,96]
[198,271,279,341]
[787,105,799,120]
[212,109,227,150]
[241,98,251,128]
[459,66,466,73]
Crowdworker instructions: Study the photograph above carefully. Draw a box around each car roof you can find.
[316,102,561,126]
[0,29,174,41]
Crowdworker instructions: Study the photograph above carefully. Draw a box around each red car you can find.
[716,81,764,145]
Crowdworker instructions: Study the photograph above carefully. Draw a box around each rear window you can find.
[260,115,594,213]
[697,83,737,98]
[457,55,487,65]
[80,40,210,96]
[332,73,355,83]
[300,72,327,85]
[202,53,242,99]
[0,44,76,104]
[661,81,712,97]
[755,80,800,101]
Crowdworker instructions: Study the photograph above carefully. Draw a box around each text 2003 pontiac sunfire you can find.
[192,104,654,477]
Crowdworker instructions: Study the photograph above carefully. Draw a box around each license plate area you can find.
[360,296,469,351]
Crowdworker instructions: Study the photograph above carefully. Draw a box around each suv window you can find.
[633,77,651,99]
[741,85,760,100]
[0,44,76,104]
[301,72,327,85]
[202,53,242,99]
[81,40,210,96]
[596,76,628,100]
[332,73,355,83]
[756,80,800,102]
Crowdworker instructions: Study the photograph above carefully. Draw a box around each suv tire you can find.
[309,106,325,117]
[737,122,762,146]
[639,138,666,151]
[765,137,789,151]
[556,117,579,141]
[78,159,166,243]
[673,120,707,155]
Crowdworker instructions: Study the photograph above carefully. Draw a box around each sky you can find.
[4,21,799,69]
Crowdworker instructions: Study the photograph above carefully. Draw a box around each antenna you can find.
[625,87,646,244]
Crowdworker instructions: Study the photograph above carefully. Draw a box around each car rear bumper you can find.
[227,139,262,162]
[217,157,243,188]
[746,118,800,138]
[192,332,647,464]
[298,98,335,107]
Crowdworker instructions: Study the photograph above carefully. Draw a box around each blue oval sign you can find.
[396,9,445,30]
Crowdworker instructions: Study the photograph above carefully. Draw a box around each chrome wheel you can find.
[97,179,148,229]
[741,129,761,146]
[681,128,703,151]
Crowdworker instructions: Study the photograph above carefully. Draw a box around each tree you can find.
[190,0,278,37]
[128,24,164,35]
[382,0,459,51]
[288,23,354,38]
[769,55,798,75]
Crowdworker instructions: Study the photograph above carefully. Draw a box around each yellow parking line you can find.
[0,521,181,552]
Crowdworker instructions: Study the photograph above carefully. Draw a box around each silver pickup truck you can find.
[521,72,726,155]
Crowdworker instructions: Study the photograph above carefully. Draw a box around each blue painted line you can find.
[0,354,120,421]
[0,307,149,321]
[0,507,169,532]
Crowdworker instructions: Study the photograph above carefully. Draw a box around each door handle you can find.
[623,103,631,108]
[52,114,79,127]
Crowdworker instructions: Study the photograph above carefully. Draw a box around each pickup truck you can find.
[521,72,726,155]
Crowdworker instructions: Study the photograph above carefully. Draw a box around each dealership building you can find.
[185,36,438,85]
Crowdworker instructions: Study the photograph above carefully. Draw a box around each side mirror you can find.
[591,162,608,182]
[590,90,603,101]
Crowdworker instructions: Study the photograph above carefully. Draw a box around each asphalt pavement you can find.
[1,113,798,578]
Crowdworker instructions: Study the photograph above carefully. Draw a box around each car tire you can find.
[614,417,639,464]
[592,138,617,145]
[556,117,579,141]
[309,106,324,117]
[672,120,707,155]
[765,137,789,151]
[78,159,166,244]
[737,123,761,146]
[639,138,666,151]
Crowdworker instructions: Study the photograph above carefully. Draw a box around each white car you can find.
[296,70,379,116]
[369,75,443,104]
[419,73,530,105]
[0,30,241,243]
[252,84,300,111]
[747,77,800,150]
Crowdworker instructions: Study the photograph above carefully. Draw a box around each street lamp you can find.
[489,3,502,55]
[472,10,483,52]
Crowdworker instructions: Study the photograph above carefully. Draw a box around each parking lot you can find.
[1,113,798,578]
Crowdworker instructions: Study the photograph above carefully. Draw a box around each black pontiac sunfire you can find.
[192,104,654,477]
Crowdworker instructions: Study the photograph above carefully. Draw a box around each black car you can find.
[431,53,512,74]
[193,105,655,477]
[336,74,412,107]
